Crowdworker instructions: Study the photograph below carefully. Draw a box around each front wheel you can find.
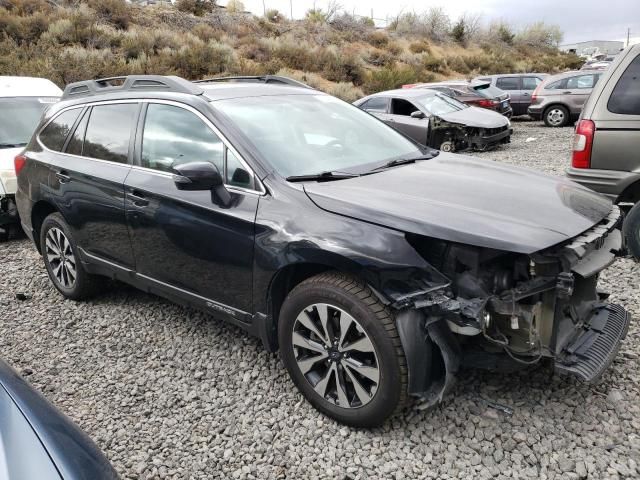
[278,272,408,427]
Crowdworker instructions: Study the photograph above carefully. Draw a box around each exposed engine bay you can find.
[427,117,512,153]
[396,206,630,408]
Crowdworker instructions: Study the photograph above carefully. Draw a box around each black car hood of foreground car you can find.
[0,359,118,479]
[438,106,509,129]
[304,154,612,254]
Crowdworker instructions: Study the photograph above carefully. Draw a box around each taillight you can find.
[476,99,497,108]
[531,85,542,102]
[14,154,27,176]
[572,120,595,169]
[402,84,418,89]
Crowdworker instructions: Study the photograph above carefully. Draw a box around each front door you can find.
[387,98,429,145]
[45,103,138,268]
[125,102,260,319]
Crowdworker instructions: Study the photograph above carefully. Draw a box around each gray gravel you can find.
[1,121,639,479]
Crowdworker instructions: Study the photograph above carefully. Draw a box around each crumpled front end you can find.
[396,206,631,408]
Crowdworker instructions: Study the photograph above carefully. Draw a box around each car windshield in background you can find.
[416,93,467,115]
[215,94,422,177]
[473,85,504,99]
[0,97,57,147]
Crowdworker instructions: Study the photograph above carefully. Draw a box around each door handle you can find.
[523,93,530,96]
[562,91,572,94]
[55,171,71,183]
[128,190,149,207]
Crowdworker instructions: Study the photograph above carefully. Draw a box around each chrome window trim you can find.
[36,98,266,195]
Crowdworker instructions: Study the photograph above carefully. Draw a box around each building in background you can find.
[560,40,625,58]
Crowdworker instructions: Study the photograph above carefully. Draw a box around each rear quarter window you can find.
[608,54,640,115]
[39,108,82,151]
[545,79,566,90]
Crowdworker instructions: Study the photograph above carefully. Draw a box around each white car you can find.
[0,77,61,240]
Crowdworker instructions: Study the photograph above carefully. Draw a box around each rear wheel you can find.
[278,272,408,427]
[544,105,569,127]
[40,213,103,300]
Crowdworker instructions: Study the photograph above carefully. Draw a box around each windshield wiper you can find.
[0,142,26,149]
[286,171,360,182]
[370,152,439,172]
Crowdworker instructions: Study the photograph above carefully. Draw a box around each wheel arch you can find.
[543,102,570,118]
[31,200,59,253]
[617,178,640,204]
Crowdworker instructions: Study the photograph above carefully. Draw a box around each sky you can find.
[229,0,640,45]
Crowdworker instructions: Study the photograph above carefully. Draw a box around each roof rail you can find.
[62,75,204,100]
[193,75,312,89]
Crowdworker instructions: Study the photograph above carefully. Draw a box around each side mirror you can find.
[411,110,426,119]
[172,161,232,206]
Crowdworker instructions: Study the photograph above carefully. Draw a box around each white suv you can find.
[0,77,61,240]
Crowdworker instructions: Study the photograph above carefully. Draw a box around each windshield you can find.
[214,94,422,177]
[472,85,505,99]
[416,93,467,115]
[0,97,57,147]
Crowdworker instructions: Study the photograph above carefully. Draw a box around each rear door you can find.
[520,76,543,113]
[386,98,429,144]
[564,74,599,114]
[42,102,137,268]
[590,52,640,171]
[124,101,260,320]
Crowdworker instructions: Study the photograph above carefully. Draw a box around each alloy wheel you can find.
[291,303,380,409]
[45,227,77,289]
[547,108,565,126]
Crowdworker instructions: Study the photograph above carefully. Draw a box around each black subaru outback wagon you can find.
[15,75,630,427]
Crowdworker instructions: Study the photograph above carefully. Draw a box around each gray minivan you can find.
[565,43,640,255]
[475,74,547,116]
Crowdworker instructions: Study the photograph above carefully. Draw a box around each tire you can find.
[40,212,103,300]
[278,272,408,427]
[440,140,455,152]
[623,202,640,259]
[544,105,569,127]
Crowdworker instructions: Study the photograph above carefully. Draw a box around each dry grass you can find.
[0,0,583,100]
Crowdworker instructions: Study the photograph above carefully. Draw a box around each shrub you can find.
[365,30,389,48]
[175,0,216,17]
[422,55,445,73]
[226,0,244,14]
[86,0,129,30]
[168,40,234,78]
[409,40,431,54]
[364,48,394,67]
[265,8,284,23]
[327,82,364,102]
[191,23,222,42]
[362,65,421,94]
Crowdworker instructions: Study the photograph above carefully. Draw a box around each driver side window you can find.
[142,103,224,173]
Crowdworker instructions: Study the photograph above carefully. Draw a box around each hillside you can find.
[0,0,584,101]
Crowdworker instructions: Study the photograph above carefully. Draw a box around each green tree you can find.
[451,18,466,45]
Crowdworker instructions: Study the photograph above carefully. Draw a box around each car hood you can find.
[437,107,509,129]
[0,147,21,195]
[304,154,612,254]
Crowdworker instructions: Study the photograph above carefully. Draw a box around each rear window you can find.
[608,54,640,115]
[567,74,596,89]
[361,97,389,112]
[39,108,82,152]
[473,85,505,99]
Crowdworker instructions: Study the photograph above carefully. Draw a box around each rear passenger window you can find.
[39,108,81,152]
[567,75,595,89]
[142,103,224,173]
[522,77,541,90]
[496,77,520,90]
[608,54,640,115]
[361,97,388,112]
[83,104,137,163]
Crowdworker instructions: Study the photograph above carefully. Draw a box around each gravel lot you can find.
[1,121,639,479]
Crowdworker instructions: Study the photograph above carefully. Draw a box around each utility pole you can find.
[262,0,266,16]
[627,28,631,48]
[290,0,293,20]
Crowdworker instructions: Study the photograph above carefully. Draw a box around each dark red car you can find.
[404,80,513,117]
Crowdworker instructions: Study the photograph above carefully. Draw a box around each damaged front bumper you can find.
[469,126,513,151]
[395,205,631,408]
